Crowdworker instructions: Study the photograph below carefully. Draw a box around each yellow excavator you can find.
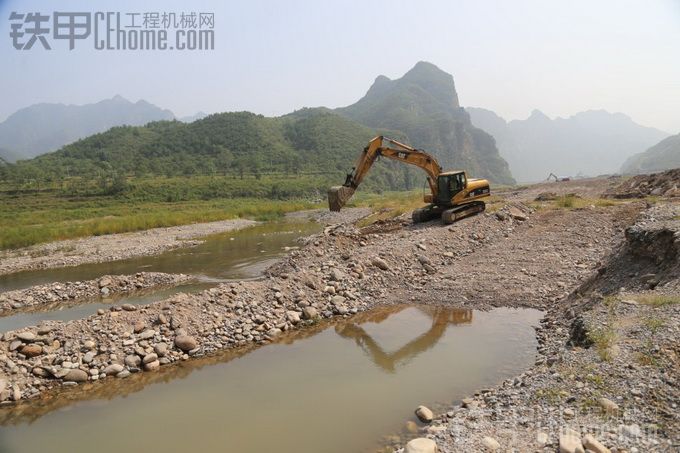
[328,136,490,224]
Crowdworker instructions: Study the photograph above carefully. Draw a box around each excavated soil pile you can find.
[604,168,680,199]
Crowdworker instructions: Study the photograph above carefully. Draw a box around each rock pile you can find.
[0,273,192,314]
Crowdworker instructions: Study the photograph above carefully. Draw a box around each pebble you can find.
[415,405,433,423]
[63,369,88,383]
[20,344,42,357]
[482,436,500,451]
[559,428,584,453]
[301,306,319,320]
[598,397,619,414]
[582,434,610,453]
[16,332,36,342]
[103,364,124,375]
[175,335,198,352]
[404,438,437,453]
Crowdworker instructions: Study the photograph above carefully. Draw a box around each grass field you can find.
[0,191,322,250]
[0,174,520,251]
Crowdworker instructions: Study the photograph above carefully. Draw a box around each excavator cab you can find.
[435,172,466,205]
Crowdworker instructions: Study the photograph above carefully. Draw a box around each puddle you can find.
[0,222,320,293]
[0,305,542,453]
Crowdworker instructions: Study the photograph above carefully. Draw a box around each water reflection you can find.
[336,306,473,372]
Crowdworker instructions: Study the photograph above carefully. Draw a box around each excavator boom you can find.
[328,136,442,211]
[328,135,490,224]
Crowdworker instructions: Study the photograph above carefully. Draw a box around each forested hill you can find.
[2,108,419,192]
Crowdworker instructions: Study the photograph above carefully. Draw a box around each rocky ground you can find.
[0,218,257,276]
[0,273,192,315]
[0,179,677,452]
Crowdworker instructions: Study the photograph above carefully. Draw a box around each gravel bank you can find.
[0,189,676,453]
[0,201,626,404]
[0,219,257,276]
[0,273,193,315]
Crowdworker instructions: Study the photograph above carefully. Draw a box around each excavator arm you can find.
[328,136,442,211]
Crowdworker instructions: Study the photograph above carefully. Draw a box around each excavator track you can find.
[441,202,485,224]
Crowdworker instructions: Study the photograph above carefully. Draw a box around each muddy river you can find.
[0,305,542,453]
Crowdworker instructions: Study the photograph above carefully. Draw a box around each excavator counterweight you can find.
[328,136,490,224]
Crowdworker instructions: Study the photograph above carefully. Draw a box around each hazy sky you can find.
[1,0,679,132]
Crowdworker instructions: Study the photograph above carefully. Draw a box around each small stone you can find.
[11,385,21,401]
[124,354,142,368]
[16,332,35,342]
[559,428,584,453]
[563,407,575,418]
[582,434,610,453]
[103,364,124,375]
[63,369,88,383]
[138,329,156,340]
[301,307,319,320]
[154,343,169,357]
[536,432,549,446]
[83,351,96,364]
[405,420,419,434]
[266,328,282,338]
[404,438,437,453]
[133,322,145,333]
[99,276,113,288]
[371,257,389,270]
[598,398,619,414]
[329,268,345,281]
[21,344,43,357]
[415,405,433,423]
[142,353,158,364]
[286,311,301,324]
[121,304,137,311]
[143,360,160,371]
[482,436,500,451]
[175,335,198,352]
[100,287,110,296]
[621,424,641,438]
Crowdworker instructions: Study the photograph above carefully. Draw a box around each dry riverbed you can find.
[0,181,677,452]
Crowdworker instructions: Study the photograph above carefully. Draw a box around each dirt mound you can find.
[604,168,680,199]
[575,205,680,295]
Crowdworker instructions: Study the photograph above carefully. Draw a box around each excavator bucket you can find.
[328,186,355,212]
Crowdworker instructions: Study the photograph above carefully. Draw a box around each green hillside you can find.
[621,133,680,174]
[1,108,419,195]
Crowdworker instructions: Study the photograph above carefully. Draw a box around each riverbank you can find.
[0,179,677,452]
[0,218,257,276]
[0,272,193,315]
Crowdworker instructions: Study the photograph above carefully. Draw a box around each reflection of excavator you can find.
[328,136,491,224]
[334,306,473,373]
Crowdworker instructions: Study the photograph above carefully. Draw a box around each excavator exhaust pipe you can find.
[328,186,355,212]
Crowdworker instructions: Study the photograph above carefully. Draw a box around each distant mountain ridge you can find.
[337,62,515,184]
[0,96,175,161]
[621,133,680,174]
[3,62,516,186]
[467,107,670,182]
